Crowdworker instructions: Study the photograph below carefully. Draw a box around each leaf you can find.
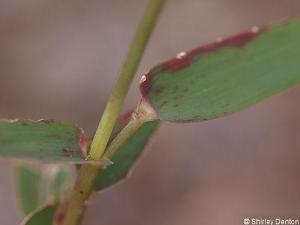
[21,205,56,225]
[140,19,300,122]
[0,119,90,163]
[94,119,159,191]
[16,164,74,215]
[15,166,40,215]
[51,168,73,198]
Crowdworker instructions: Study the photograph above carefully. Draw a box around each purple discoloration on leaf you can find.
[118,110,134,125]
[107,110,134,146]
[139,27,266,99]
[54,203,68,225]
[79,128,90,158]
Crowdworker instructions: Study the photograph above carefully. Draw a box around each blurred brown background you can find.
[1,0,300,224]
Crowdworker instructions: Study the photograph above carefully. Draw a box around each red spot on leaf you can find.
[54,210,65,225]
[54,202,68,225]
[153,85,166,94]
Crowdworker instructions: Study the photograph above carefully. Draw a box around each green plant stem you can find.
[61,118,142,225]
[104,100,159,159]
[62,103,157,225]
[62,1,165,225]
[104,116,144,159]
[89,0,166,160]
[62,164,100,225]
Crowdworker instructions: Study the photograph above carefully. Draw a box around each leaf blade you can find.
[21,205,56,225]
[15,166,40,215]
[140,19,300,121]
[94,120,159,191]
[0,119,89,162]
[16,164,74,215]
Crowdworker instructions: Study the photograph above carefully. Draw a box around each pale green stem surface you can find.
[61,117,145,225]
[62,1,165,225]
[104,116,144,159]
[89,0,166,160]
[61,164,100,225]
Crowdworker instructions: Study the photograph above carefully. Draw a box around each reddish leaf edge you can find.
[137,21,284,122]
[0,119,112,165]
[139,26,266,98]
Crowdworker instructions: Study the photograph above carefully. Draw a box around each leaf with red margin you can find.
[140,18,300,122]
[0,119,90,163]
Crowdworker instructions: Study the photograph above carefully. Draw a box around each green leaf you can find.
[0,119,90,162]
[21,205,56,225]
[15,166,40,215]
[140,19,300,121]
[94,120,159,191]
[51,168,72,198]
[16,164,74,215]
